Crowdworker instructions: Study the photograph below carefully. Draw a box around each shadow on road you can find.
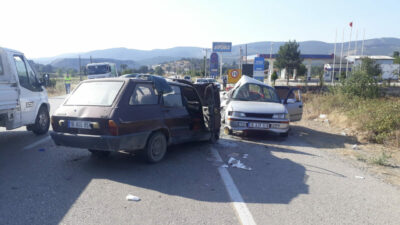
[0,132,309,225]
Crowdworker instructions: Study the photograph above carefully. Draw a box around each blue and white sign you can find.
[253,57,265,78]
[209,52,219,77]
[212,42,232,52]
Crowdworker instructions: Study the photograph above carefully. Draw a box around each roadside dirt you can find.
[292,119,400,188]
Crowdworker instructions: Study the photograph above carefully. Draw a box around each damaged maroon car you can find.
[50,75,221,163]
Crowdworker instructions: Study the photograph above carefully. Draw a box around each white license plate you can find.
[248,122,270,129]
[68,120,91,129]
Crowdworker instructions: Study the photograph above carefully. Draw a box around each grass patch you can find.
[304,92,400,148]
[46,77,84,97]
[370,152,392,167]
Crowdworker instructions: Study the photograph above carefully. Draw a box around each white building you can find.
[345,55,399,80]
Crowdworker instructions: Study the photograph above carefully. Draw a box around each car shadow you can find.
[0,135,309,225]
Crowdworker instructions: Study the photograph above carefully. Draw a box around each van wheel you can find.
[32,107,50,135]
[145,132,167,163]
[89,149,111,158]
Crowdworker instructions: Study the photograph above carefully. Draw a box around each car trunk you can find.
[51,105,114,135]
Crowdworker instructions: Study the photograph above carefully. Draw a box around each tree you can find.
[360,57,381,77]
[393,51,400,58]
[275,40,303,85]
[271,71,278,86]
[154,66,165,76]
[297,64,307,78]
[393,51,400,64]
[138,66,149,73]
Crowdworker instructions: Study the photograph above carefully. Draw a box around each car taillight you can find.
[108,120,119,136]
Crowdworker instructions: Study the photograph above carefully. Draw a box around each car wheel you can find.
[145,132,167,163]
[89,149,111,158]
[280,131,289,138]
[31,107,50,135]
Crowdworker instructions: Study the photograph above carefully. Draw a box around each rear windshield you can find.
[65,81,124,106]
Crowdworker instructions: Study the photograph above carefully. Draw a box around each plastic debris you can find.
[242,154,248,159]
[355,176,365,179]
[319,114,327,119]
[126,194,141,201]
[352,144,358,150]
[324,119,329,123]
[228,157,252,170]
[221,164,229,168]
[341,132,347,136]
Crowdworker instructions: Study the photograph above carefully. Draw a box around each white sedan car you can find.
[221,76,303,137]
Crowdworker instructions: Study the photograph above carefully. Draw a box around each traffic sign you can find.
[228,69,242,84]
[212,42,232,52]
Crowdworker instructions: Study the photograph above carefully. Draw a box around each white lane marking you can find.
[211,147,257,225]
[23,136,51,150]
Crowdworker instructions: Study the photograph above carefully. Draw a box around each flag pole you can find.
[339,28,345,78]
[361,29,365,57]
[345,22,353,78]
[332,29,337,84]
[354,29,358,55]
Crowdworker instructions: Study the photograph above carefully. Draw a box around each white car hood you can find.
[228,100,286,114]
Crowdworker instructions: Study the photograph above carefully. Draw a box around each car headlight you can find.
[228,111,246,117]
[272,113,288,119]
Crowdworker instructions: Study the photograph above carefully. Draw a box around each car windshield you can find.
[65,81,124,106]
[207,79,216,82]
[231,83,280,102]
[87,65,110,75]
[197,79,206,82]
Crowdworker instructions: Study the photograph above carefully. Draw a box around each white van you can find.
[0,47,50,134]
[86,62,118,79]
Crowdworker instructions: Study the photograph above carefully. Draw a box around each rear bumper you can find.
[50,131,150,151]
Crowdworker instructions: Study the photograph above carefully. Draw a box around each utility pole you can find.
[346,22,353,78]
[245,44,248,64]
[203,48,209,77]
[361,29,365,56]
[78,55,82,81]
[332,29,337,84]
[339,28,345,78]
[239,46,243,70]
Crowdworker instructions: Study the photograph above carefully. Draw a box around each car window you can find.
[13,55,29,88]
[163,85,183,107]
[0,55,3,75]
[232,83,280,102]
[129,83,158,105]
[66,81,124,106]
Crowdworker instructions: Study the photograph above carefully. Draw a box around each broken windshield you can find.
[232,83,280,103]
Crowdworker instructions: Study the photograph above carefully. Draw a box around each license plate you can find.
[248,122,270,129]
[68,120,91,129]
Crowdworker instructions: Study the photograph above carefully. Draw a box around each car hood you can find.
[228,100,286,114]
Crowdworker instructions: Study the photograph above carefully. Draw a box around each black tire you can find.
[145,132,167,163]
[280,131,289,138]
[89,149,111,158]
[31,106,50,135]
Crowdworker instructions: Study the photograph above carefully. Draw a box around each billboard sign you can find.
[209,52,219,77]
[212,42,232,52]
[253,57,265,78]
[228,69,242,84]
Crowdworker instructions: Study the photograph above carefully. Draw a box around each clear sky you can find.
[2,0,399,58]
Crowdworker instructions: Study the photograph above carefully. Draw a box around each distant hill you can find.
[49,58,136,71]
[34,38,400,67]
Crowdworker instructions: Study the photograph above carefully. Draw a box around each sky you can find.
[1,0,399,58]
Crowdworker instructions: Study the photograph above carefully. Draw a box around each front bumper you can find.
[225,117,290,134]
[50,131,150,151]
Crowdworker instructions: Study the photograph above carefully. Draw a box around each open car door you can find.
[274,86,303,122]
[193,83,221,141]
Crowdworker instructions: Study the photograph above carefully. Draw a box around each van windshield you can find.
[65,81,124,106]
[87,65,110,75]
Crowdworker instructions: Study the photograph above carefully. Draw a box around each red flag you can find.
[349,22,353,27]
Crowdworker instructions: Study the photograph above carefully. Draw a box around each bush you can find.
[339,70,381,99]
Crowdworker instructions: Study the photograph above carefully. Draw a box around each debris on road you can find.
[228,157,252,170]
[352,144,359,150]
[242,154,248,159]
[355,176,365,179]
[221,164,229,168]
[341,132,347,136]
[126,194,141,201]
[228,153,239,158]
[319,114,327,119]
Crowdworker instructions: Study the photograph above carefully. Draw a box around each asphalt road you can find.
[1,96,400,225]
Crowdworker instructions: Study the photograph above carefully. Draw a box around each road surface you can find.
[1,96,400,225]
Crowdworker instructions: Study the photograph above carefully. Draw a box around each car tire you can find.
[280,131,289,138]
[31,106,50,135]
[89,149,111,158]
[145,132,167,163]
